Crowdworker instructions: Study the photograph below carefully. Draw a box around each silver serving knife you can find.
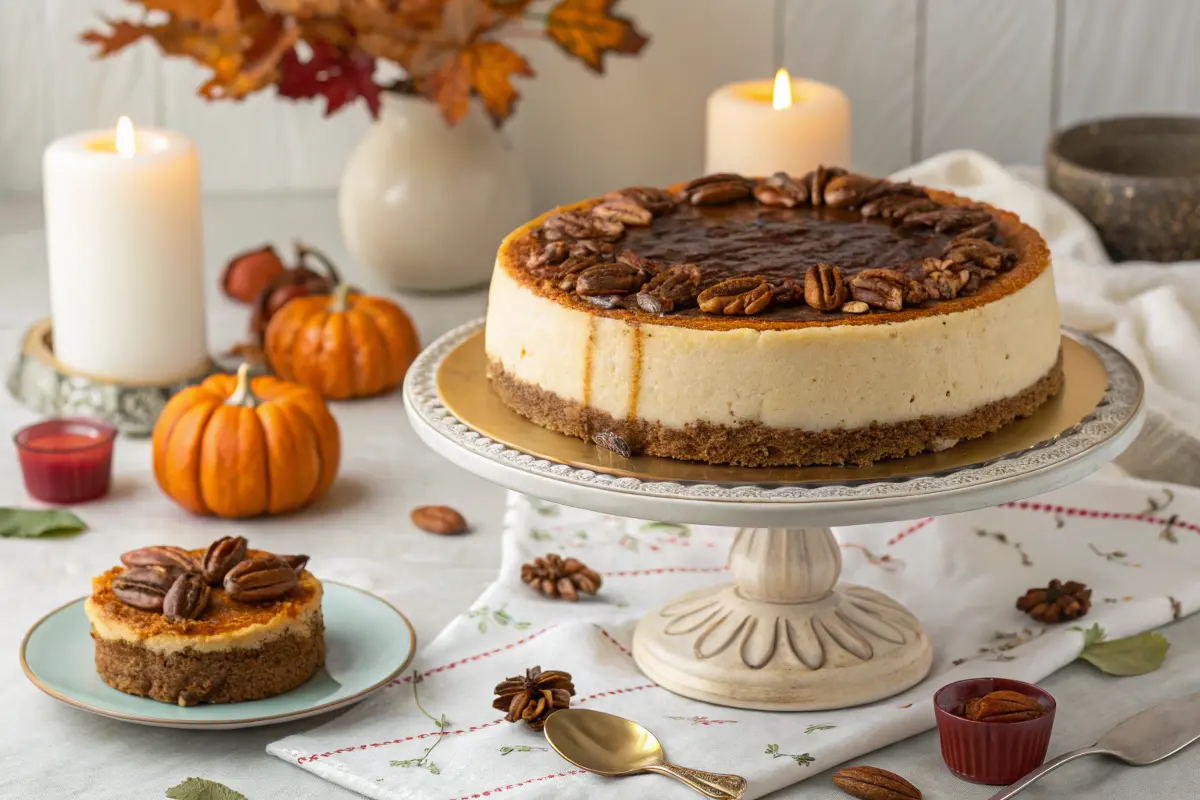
[988,690,1200,799]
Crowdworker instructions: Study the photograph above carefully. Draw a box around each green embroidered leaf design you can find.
[499,745,547,755]
[791,753,816,767]
[804,724,835,734]
[0,508,87,538]
[764,744,779,756]
[165,778,248,800]
[529,499,560,517]
[529,529,554,541]
[642,521,690,537]
[1073,624,1170,676]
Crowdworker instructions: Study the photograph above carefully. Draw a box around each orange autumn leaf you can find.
[139,0,236,25]
[81,21,151,56]
[427,52,474,125]
[472,41,532,125]
[545,0,648,73]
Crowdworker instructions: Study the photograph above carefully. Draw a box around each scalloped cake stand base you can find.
[404,319,1145,711]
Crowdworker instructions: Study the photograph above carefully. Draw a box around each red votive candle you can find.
[14,418,117,504]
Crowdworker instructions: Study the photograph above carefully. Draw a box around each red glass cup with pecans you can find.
[934,677,1056,785]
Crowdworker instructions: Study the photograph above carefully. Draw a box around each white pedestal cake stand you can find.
[404,319,1144,711]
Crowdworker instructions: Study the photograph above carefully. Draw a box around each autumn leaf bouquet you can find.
[83,0,649,126]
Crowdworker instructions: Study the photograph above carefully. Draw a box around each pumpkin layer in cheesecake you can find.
[485,169,1062,467]
[86,541,324,706]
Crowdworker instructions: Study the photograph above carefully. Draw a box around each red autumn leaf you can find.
[471,41,533,125]
[278,41,385,117]
[81,20,151,56]
[545,0,648,73]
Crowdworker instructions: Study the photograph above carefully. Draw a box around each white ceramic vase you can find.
[338,95,533,292]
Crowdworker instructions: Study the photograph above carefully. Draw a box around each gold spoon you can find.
[544,708,748,799]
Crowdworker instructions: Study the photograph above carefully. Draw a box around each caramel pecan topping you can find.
[592,198,653,226]
[163,572,211,622]
[201,535,247,586]
[120,545,196,573]
[902,204,993,233]
[753,172,808,207]
[804,165,847,207]
[849,269,906,312]
[637,263,702,313]
[575,263,646,296]
[823,173,880,209]
[551,256,604,291]
[920,259,970,300]
[683,173,752,205]
[944,237,1015,272]
[804,264,849,311]
[770,276,802,305]
[112,565,178,612]
[615,249,660,281]
[604,186,675,215]
[964,690,1047,723]
[697,276,773,315]
[956,218,998,241]
[542,211,625,242]
[224,556,299,602]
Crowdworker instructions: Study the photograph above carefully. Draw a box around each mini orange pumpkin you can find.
[152,364,341,518]
[264,284,420,399]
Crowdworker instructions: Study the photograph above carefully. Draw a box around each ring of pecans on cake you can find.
[84,536,325,707]
[486,165,1063,468]
[517,168,1018,318]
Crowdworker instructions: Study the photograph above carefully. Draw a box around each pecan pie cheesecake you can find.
[84,536,324,706]
[485,168,1063,467]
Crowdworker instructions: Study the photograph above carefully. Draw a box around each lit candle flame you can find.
[772,68,793,111]
[115,116,136,158]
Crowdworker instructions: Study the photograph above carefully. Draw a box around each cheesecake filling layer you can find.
[486,265,1061,433]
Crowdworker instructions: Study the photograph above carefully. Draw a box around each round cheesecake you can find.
[485,169,1062,467]
[86,547,324,706]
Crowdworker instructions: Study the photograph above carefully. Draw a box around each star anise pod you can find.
[1016,579,1092,623]
[521,554,602,601]
[492,667,575,730]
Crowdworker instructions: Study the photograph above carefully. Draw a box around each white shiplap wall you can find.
[1,0,1197,209]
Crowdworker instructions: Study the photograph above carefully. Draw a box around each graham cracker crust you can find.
[92,613,325,706]
[488,352,1065,467]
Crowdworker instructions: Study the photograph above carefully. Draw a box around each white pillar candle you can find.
[705,69,851,178]
[43,117,207,385]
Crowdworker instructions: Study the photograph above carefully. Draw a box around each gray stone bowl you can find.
[1046,115,1200,262]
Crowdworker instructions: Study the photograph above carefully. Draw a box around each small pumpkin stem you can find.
[225,363,262,408]
[295,240,342,285]
[330,283,352,313]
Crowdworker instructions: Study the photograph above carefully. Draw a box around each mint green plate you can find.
[20,581,416,729]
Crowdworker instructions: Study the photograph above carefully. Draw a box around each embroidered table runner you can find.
[269,475,1200,800]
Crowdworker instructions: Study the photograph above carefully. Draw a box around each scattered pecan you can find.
[683,173,752,204]
[849,269,907,312]
[592,198,653,226]
[804,264,849,311]
[163,572,211,622]
[200,535,248,586]
[120,545,197,573]
[1016,579,1091,623]
[604,186,675,215]
[841,300,870,314]
[521,554,603,601]
[964,690,1047,723]
[753,172,808,207]
[575,263,646,296]
[542,211,625,242]
[832,766,921,800]
[112,565,178,612]
[493,667,575,730]
[823,174,880,209]
[804,165,847,207]
[411,505,469,535]
[697,276,774,315]
[223,556,299,602]
[593,431,632,457]
[280,554,310,575]
[637,263,702,313]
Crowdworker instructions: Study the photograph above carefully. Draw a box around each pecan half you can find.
[683,173,752,205]
[280,554,310,575]
[964,690,1047,723]
[411,505,469,535]
[804,264,849,311]
[120,545,196,573]
[804,165,847,207]
[944,237,1016,272]
[615,249,660,281]
[163,572,211,622]
[637,263,702,312]
[770,276,802,305]
[575,263,646,296]
[753,172,808,207]
[832,765,921,800]
[823,174,880,209]
[553,255,605,291]
[593,431,632,458]
[529,239,615,273]
[902,205,993,233]
[956,219,998,241]
[224,556,299,602]
[200,535,248,586]
[542,211,625,242]
[604,186,675,215]
[592,198,653,226]
[697,276,773,315]
[112,565,178,612]
[849,269,907,312]
[922,267,970,300]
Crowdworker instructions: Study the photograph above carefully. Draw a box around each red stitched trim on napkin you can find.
[1004,500,1200,534]
[887,517,935,546]
[297,719,507,764]
[444,769,585,800]
[593,624,633,658]
[387,626,559,688]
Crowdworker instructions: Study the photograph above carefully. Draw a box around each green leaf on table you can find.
[0,507,87,538]
[165,777,249,800]
[1072,624,1170,676]
[642,521,690,537]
